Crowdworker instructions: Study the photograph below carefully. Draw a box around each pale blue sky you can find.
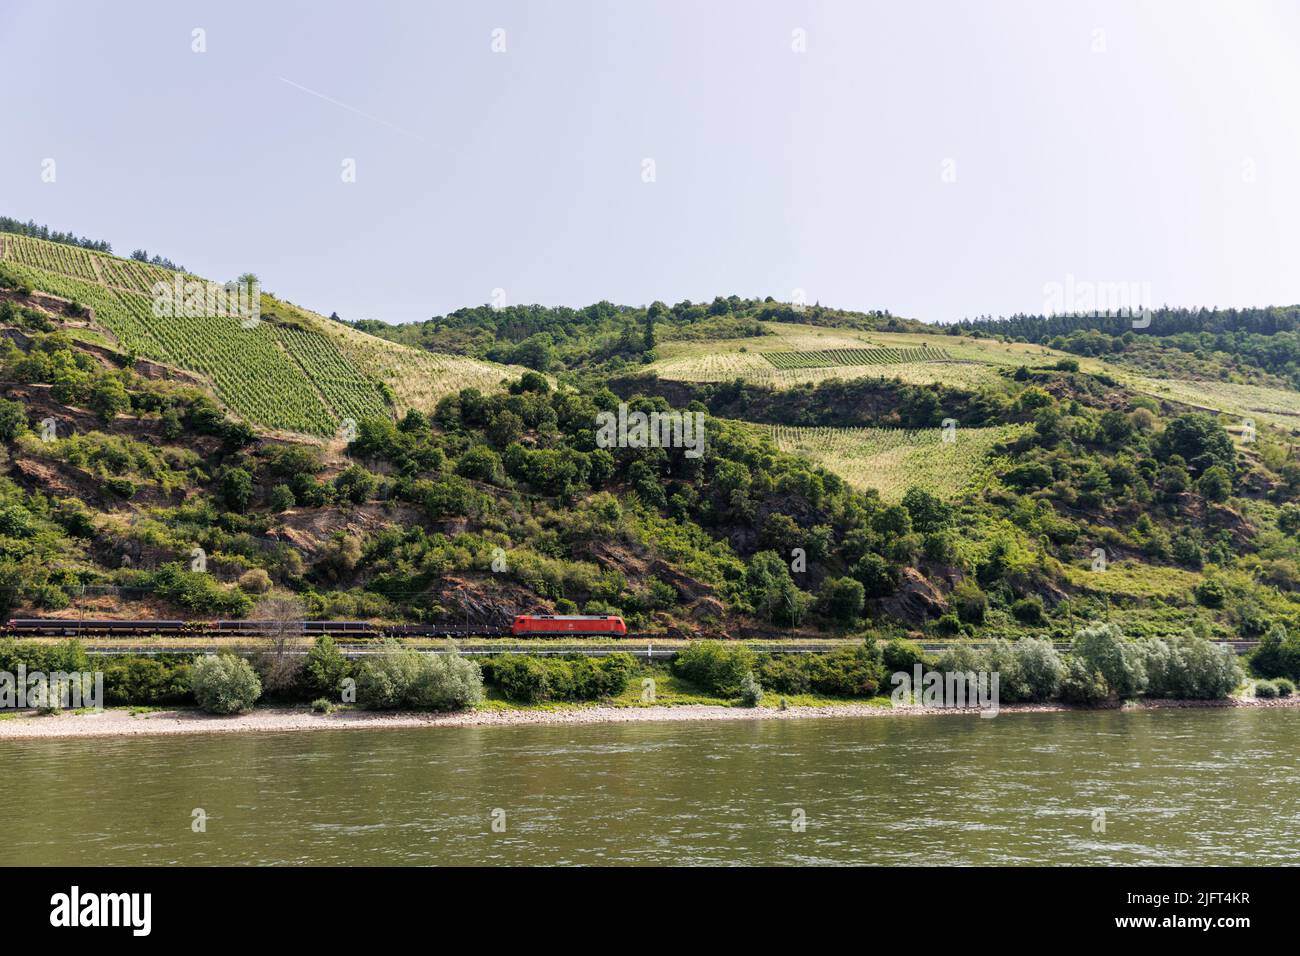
[3,0,1298,324]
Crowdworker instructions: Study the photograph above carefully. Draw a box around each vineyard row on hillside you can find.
[761,346,951,369]
[0,258,389,436]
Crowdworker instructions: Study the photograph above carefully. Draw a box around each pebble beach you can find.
[1,693,1295,740]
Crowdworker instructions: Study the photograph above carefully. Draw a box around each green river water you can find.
[3,708,1298,865]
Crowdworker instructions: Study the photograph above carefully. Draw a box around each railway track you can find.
[5,619,1261,657]
[62,639,1263,659]
[2,618,515,639]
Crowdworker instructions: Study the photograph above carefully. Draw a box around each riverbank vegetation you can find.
[0,623,1261,720]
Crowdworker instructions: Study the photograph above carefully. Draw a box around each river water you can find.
[3,708,1298,865]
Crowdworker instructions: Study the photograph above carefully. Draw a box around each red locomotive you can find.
[510,614,627,637]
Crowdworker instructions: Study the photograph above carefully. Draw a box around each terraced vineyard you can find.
[263,295,528,414]
[95,254,188,294]
[0,234,526,435]
[0,233,200,293]
[0,241,393,434]
[650,322,1083,389]
[649,311,1299,434]
[1,233,102,282]
[762,346,950,369]
[759,423,1025,501]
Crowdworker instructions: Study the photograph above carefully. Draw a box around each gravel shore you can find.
[0,694,1295,740]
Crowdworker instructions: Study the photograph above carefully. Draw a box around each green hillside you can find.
[2,223,1300,659]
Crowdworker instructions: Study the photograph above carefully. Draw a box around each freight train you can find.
[2,614,629,639]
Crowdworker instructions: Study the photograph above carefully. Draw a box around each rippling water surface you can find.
[3,708,1298,865]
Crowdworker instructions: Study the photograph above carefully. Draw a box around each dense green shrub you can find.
[0,398,27,441]
[484,652,635,703]
[756,644,884,697]
[881,637,932,673]
[1254,679,1279,699]
[31,583,71,609]
[1010,596,1046,625]
[936,644,988,675]
[1048,626,1243,703]
[738,672,763,707]
[745,551,810,625]
[754,653,813,695]
[952,580,988,624]
[269,484,296,512]
[455,445,503,483]
[933,613,962,636]
[984,639,1028,702]
[852,553,897,598]
[190,655,262,714]
[102,656,192,706]
[1059,656,1109,705]
[1249,625,1300,682]
[355,644,483,710]
[1139,635,1242,700]
[1193,578,1227,608]
[303,635,351,699]
[152,563,252,616]
[814,576,865,624]
[1154,414,1236,476]
[333,465,378,504]
[1070,623,1147,699]
[0,638,92,675]
[485,654,549,703]
[1274,678,1295,698]
[671,641,755,697]
[0,643,196,707]
[237,568,272,594]
[1007,637,1064,702]
[220,467,254,511]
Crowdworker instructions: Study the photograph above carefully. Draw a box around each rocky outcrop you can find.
[879,567,948,625]
[270,502,426,556]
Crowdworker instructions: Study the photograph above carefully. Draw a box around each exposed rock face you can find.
[425,575,543,628]
[686,596,726,622]
[880,567,949,625]
[3,384,102,434]
[12,457,82,499]
[1205,501,1254,549]
[271,502,426,555]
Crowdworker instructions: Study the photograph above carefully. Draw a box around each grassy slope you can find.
[649,318,1297,431]
[753,422,1026,502]
[1121,373,1300,430]
[647,322,1099,388]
